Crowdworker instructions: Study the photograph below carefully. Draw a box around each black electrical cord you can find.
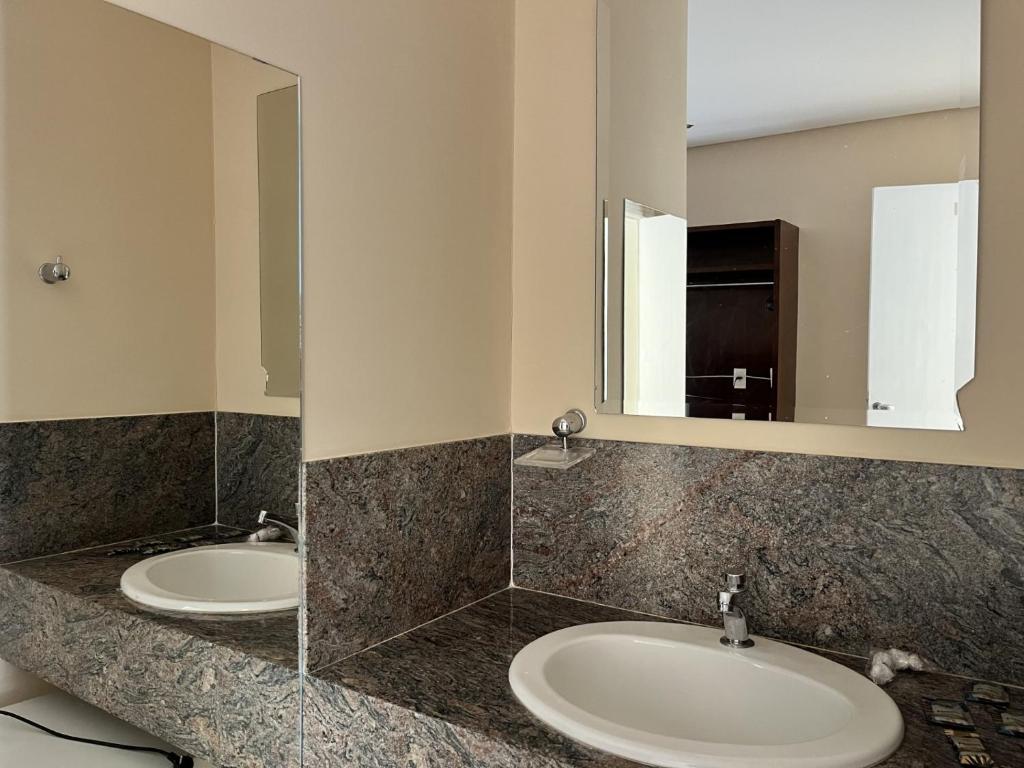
[0,709,194,766]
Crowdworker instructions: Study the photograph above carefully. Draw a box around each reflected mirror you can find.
[596,0,981,430]
[258,85,301,398]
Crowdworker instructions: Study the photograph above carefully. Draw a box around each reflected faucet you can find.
[252,510,299,551]
[719,570,755,648]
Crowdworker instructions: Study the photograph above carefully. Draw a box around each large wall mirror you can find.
[595,0,981,430]
[0,0,301,539]
[0,1,303,762]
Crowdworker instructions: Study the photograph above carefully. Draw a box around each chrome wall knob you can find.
[38,255,71,284]
[551,409,587,440]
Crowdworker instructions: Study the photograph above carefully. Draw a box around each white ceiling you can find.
[686,0,981,147]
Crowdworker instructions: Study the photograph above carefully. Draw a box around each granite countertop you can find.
[0,525,297,668]
[0,526,300,767]
[304,588,1024,768]
[4,534,1020,768]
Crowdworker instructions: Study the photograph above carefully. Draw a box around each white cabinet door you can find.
[867,181,977,430]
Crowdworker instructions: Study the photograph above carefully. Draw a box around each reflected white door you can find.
[867,181,978,430]
[623,209,688,417]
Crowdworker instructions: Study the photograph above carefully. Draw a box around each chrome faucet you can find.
[719,570,755,648]
[253,510,299,551]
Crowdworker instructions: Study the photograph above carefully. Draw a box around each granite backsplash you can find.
[512,435,1024,686]
[0,410,301,565]
[304,435,511,670]
[0,413,215,564]
[216,412,301,530]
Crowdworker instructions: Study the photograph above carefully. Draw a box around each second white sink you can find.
[509,621,903,768]
[120,543,299,614]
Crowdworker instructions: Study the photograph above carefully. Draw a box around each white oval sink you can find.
[120,543,299,614]
[509,622,903,768]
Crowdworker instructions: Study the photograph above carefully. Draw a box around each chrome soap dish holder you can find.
[514,408,596,470]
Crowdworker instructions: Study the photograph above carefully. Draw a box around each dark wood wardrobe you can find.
[686,220,799,421]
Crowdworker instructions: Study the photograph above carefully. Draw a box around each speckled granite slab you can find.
[303,588,1024,767]
[304,435,511,669]
[0,527,299,767]
[513,436,1024,686]
[216,411,301,529]
[0,413,215,564]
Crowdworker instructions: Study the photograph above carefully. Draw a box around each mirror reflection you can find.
[258,85,301,398]
[0,0,302,761]
[597,0,981,430]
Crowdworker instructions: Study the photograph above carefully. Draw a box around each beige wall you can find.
[688,108,979,426]
[104,0,515,461]
[0,0,216,421]
[513,0,1024,469]
[0,660,52,708]
[211,46,299,417]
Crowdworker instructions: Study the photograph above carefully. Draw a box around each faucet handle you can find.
[724,570,747,592]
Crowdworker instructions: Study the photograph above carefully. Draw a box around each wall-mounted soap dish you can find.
[515,441,596,469]
[514,409,596,470]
